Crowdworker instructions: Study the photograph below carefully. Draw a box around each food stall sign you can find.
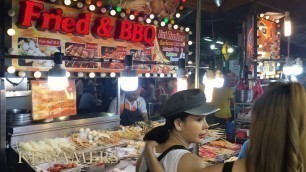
[18,0,155,46]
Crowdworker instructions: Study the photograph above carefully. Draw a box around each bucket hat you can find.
[160,89,219,118]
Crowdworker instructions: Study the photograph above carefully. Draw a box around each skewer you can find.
[208,123,220,128]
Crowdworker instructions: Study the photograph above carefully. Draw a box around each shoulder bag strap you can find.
[145,145,186,172]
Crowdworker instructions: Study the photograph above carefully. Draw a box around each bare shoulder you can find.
[202,159,247,172]
[177,153,208,172]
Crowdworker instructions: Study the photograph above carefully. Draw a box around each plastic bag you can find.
[252,79,264,101]
[236,79,247,91]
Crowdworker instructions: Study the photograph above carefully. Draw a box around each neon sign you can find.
[18,0,155,46]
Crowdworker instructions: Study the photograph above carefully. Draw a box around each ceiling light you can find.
[216,41,224,45]
[284,11,291,37]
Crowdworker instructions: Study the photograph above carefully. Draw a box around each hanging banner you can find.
[10,0,188,74]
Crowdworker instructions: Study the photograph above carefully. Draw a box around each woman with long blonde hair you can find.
[144,82,306,172]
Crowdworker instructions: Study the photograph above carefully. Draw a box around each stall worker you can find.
[108,87,148,126]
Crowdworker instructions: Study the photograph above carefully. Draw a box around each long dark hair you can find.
[143,112,190,143]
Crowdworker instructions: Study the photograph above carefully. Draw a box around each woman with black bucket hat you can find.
[136,89,220,172]
[141,83,306,172]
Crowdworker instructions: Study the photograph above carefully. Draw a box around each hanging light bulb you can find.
[203,70,215,102]
[129,14,135,20]
[96,1,102,7]
[18,71,26,77]
[64,0,71,6]
[149,14,155,19]
[8,48,15,55]
[100,73,107,77]
[110,72,116,77]
[283,63,294,76]
[188,41,193,45]
[116,6,122,12]
[160,73,165,78]
[146,18,152,24]
[177,59,187,91]
[7,28,16,36]
[48,53,68,91]
[175,13,181,18]
[185,27,190,32]
[110,10,116,16]
[180,26,184,31]
[89,5,96,11]
[292,58,303,75]
[168,24,172,28]
[284,11,291,37]
[138,17,144,22]
[189,31,193,35]
[120,55,138,91]
[173,25,178,29]
[77,2,83,8]
[210,44,215,50]
[277,62,281,66]
[227,47,234,53]
[260,13,264,18]
[78,72,84,77]
[7,66,16,74]
[120,12,126,18]
[8,10,15,17]
[265,16,270,20]
[153,20,159,25]
[160,21,166,27]
[145,73,150,78]
[101,8,107,13]
[213,70,224,88]
[85,0,91,5]
[34,71,42,78]
[89,72,95,78]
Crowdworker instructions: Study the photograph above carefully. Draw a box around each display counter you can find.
[7,112,120,172]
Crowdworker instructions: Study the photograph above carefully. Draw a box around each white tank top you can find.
[139,147,190,172]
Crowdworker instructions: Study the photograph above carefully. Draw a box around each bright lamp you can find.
[120,55,138,91]
[48,52,68,91]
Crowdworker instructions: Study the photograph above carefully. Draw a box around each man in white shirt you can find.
[108,87,148,126]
